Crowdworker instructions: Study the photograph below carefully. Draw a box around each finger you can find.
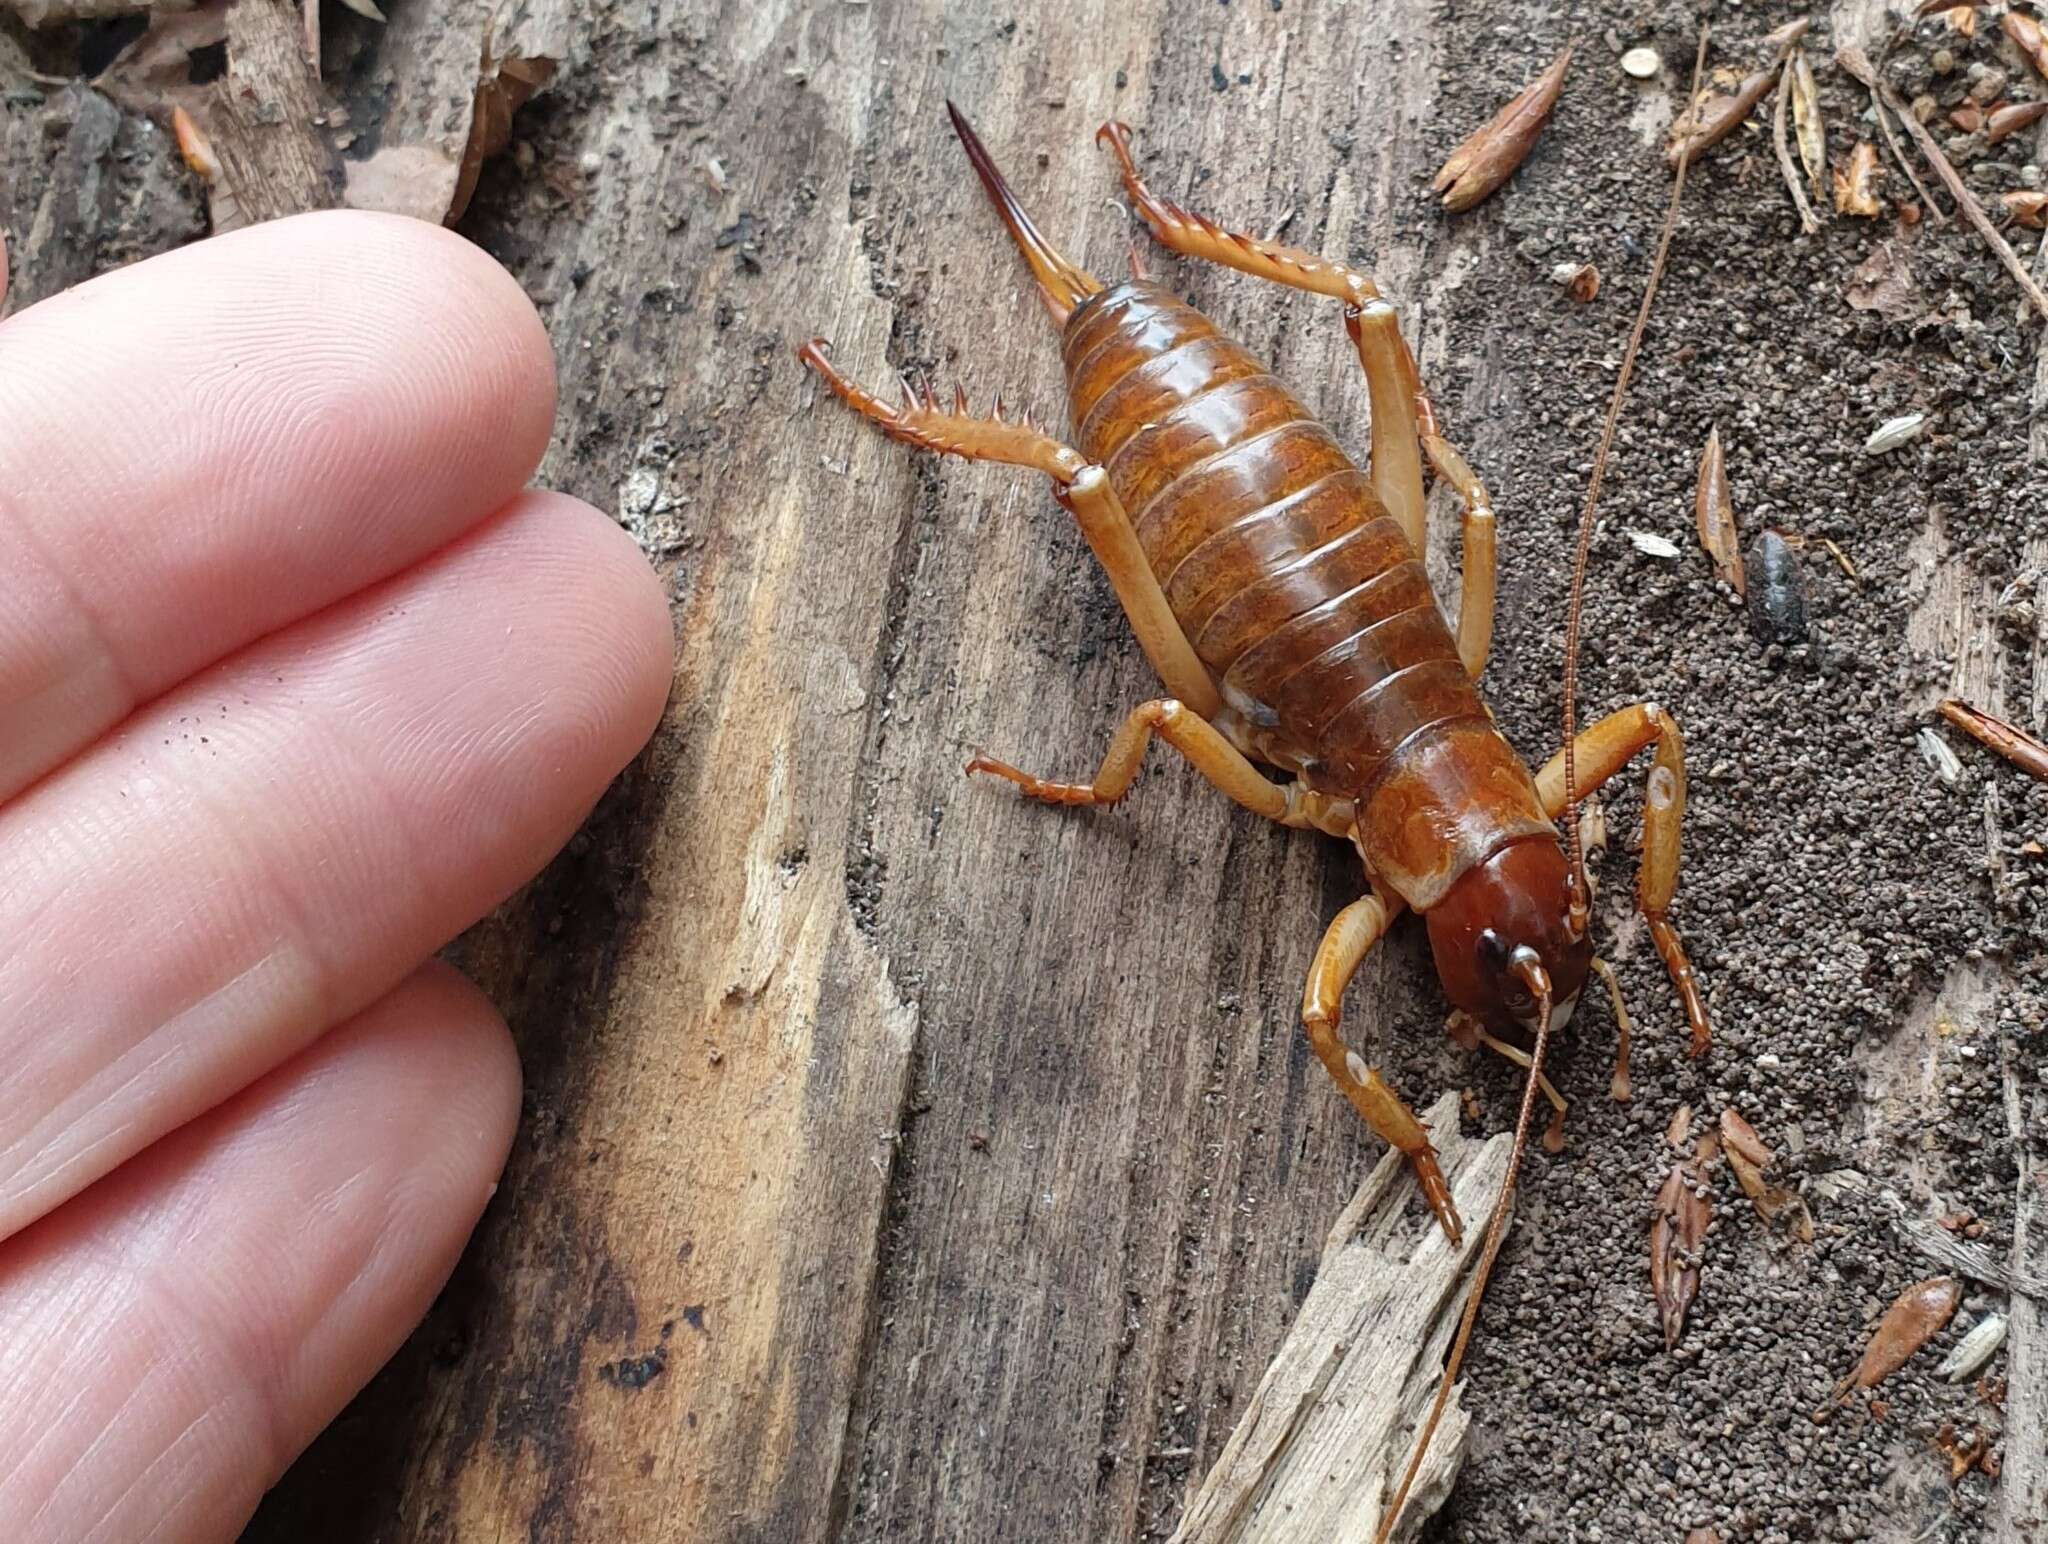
[0,490,670,1239]
[0,210,557,800]
[0,961,520,1544]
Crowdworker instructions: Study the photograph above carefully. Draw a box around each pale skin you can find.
[805,134,1702,1239]
[0,214,673,1539]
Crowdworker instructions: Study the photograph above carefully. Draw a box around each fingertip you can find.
[271,210,560,480]
[517,489,677,760]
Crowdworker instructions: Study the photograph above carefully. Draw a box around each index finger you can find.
[0,211,558,799]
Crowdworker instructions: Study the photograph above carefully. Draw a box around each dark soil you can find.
[1409,5,2046,1541]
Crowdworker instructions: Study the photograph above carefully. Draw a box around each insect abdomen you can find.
[1063,281,1553,909]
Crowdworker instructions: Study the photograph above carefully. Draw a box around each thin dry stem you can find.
[1838,46,2048,321]
[1771,55,1822,233]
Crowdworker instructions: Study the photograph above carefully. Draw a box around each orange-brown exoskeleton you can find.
[799,106,1710,1535]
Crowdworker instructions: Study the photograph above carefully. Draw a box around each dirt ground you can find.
[6,0,2046,1540]
[1410,6,2046,1540]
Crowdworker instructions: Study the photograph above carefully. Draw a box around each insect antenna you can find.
[1375,25,1712,1544]
[1374,952,1553,1544]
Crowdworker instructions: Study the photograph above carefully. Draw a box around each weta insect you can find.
[800,105,1710,1536]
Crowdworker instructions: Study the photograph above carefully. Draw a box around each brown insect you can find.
[799,107,1709,1537]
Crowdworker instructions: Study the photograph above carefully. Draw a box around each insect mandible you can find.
[799,106,1711,1536]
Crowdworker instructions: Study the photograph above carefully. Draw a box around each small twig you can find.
[1771,55,1822,234]
[1940,699,2048,783]
[1840,46,2048,318]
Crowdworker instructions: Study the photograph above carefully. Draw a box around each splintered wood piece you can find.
[1939,699,2048,782]
[1171,1094,1512,1544]
[1718,1109,1814,1240]
[1432,46,1572,213]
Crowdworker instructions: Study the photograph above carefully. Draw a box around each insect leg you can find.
[1302,891,1465,1243]
[1418,430,1498,680]
[968,699,1348,833]
[1533,703,1709,1056]
[799,339,1218,716]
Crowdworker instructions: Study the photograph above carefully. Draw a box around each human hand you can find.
[0,213,672,1539]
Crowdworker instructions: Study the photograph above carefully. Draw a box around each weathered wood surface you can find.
[246,3,1502,1539]
[1171,1095,1509,1544]
[6,0,2047,1539]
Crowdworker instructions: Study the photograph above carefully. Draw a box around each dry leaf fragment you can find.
[448,51,557,224]
[1947,6,1978,38]
[1834,142,1883,215]
[2004,191,2048,229]
[1830,1277,1962,1403]
[1988,101,2048,142]
[1951,103,1986,134]
[1718,1109,1814,1240]
[1433,45,1573,212]
[2005,11,2048,82]
[1933,1422,1999,1484]
[1845,238,1919,320]
[1694,428,1743,595]
[1547,262,1600,301]
[1789,50,1825,199]
[1651,1128,1718,1349]
[1668,66,1782,165]
[1938,699,2048,782]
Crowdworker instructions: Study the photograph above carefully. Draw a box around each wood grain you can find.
[239,2,1510,1539]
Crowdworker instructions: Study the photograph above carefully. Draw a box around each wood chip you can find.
[1828,1277,1962,1406]
[1772,52,1823,233]
[1170,1094,1509,1543]
[1432,45,1572,212]
[1694,427,1743,593]
[1939,699,2048,782]
[1834,141,1883,216]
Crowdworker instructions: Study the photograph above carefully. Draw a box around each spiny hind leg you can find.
[1302,891,1464,1242]
[968,699,1353,835]
[1093,123,1432,554]
[799,340,1218,716]
[1534,703,1710,1056]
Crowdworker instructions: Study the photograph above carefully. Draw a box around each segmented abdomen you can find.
[1061,281,1552,909]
